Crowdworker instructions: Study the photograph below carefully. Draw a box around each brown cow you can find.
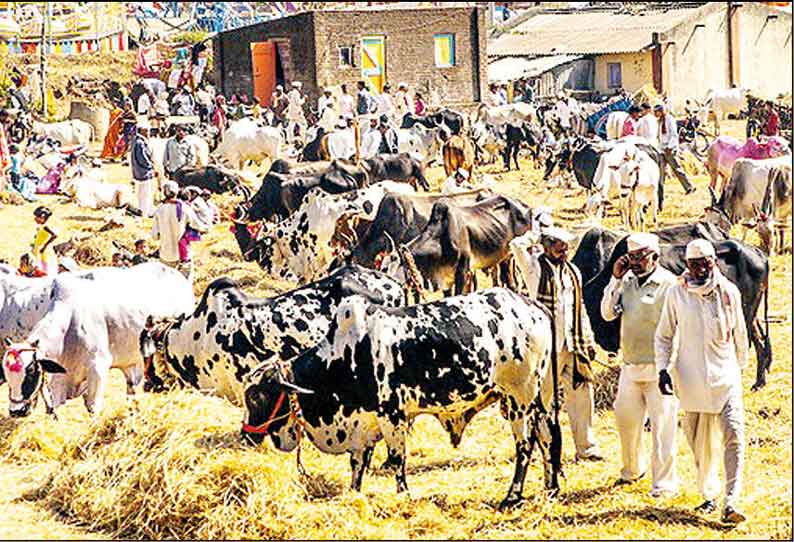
[442,134,475,177]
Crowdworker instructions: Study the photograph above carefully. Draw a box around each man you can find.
[173,86,195,116]
[497,84,508,106]
[318,87,335,118]
[360,116,382,159]
[523,80,535,104]
[655,239,748,524]
[195,84,214,124]
[621,105,641,138]
[163,125,196,180]
[286,81,307,143]
[510,226,603,461]
[378,83,396,122]
[567,94,582,135]
[378,115,399,155]
[556,92,572,134]
[270,85,289,126]
[137,89,154,117]
[441,167,474,194]
[356,81,376,116]
[151,181,206,283]
[655,103,695,210]
[601,233,679,497]
[340,84,355,120]
[636,102,658,142]
[395,82,411,119]
[130,121,158,217]
[763,101,780,137]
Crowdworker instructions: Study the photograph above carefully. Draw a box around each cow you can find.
[382,195,532,297]
[574,228,772,391]
[334,191,487,269]
[469,120,504,164]
[476,102,537,128]
[442,134,476,177]
[32,119,94,146]
[706,156,793,242]
[756,163,792,256]
[397,124,444,165]
[697,87,749,133]
[213,118,282,169]
[400,108,464,135]
[358,154,430,191]
[301,127,327,162]
[139,266,405,405]
[172,165,253,200]
[318,128,357,162]
[503,123,543,171]
[241,288,562,509]
[704,135,790,193]
[616,154,661,231]
[0,263,194,417]
[234,181,415,283]
[604,111,629,140]
[59,169,132,211]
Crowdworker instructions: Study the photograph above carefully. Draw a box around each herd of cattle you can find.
[1,99,791,508]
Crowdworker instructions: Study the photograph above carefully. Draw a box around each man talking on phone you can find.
[601,233,679,497]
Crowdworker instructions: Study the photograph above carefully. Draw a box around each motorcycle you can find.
[677,112,711,156]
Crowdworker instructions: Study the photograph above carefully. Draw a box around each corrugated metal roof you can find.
[488,54,583,82]
[489,6,703,56]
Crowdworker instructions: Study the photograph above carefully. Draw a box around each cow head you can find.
[139,316,179,393]
[241,361,313,447]
[703,187,733,233]
[2,338,66,417]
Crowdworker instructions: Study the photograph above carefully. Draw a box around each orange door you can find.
[251,41,276,106]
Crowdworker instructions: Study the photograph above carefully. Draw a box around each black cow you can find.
[401,109,464,135]
[389,195,532,296]
[301,127,326,162]
[575,227,771,391]
[360,153,430,191]
[337,191,487,269]
[503,123,543,171]
[172,166,252,200]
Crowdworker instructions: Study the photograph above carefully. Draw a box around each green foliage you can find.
[171,31,210,45]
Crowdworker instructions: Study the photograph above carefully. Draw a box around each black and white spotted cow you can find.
[139,265,405,406]
[242,288,562,509]
[233,181,415,284]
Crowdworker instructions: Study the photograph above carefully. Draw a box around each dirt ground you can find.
[0,120,790,539]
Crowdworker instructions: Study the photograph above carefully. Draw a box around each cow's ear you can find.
[39,359,67,374]
[279,379,314,395]
[337,276,384,306]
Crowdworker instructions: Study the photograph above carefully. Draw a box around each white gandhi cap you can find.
[541,226,574,243]
[685,239,716,259]
[627,232,660,253]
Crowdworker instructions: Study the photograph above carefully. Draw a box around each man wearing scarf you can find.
[510,226,603,462]
[601,233,678,498]
[655,239,748,524]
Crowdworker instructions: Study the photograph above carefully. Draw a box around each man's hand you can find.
[612,255,630,279]
[658,369,674,396]
[587,346,597,362]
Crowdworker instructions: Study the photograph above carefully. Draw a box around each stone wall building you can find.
[212,6,487,109]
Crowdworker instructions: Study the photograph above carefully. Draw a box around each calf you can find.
[442,134,475,177]
[360,154,430,191]
[617,155,660,231]
[173,165,252,200]
[242,288,561,509]
[384,195,532,297]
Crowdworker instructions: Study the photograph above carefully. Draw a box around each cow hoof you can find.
[498,496,524,512]
[751,380,766,392]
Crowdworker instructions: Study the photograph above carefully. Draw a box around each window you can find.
[434,33,455,68]
[339,46,353,67]
[607,62,622,88]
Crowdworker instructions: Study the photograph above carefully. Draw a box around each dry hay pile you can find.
[592,363,621,412]
[0,191,26,206]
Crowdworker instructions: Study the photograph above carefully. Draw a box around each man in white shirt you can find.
[378,84,396,122]
[654,104,695,209]
[655,239,749,524]
[601,233,679,497]
[163,125,196,179]
[360,116,382,159]
[510,226,603,462]
[441,168,475,194]
[318,87,335,117]
[555,92,572,133]
[394,82,410,119]
[286,81,307,143]
[636,102,658,142]
[137,90,153,116]
[339,84,355,120]
[567,95,582,134]
[151,181,207,283]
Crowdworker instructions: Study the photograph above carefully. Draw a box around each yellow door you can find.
[361,36,385,93]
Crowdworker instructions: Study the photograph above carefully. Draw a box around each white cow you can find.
[605,111,629,140]
[617,155,661,231]
[477,102,537,127]
[32,119,94,146]
[325,128,357,161]
[397,124,443,165]
[214,118,282,169]
[757,163,792,256]
[698,88,749,133]
[587,141,644,219]
[1,263,194,417]
[257,181,415,283]
[60,169,132,210]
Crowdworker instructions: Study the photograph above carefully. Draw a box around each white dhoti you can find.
[135,179,155,218]
[559,348,599,459]
[613,365,679,495]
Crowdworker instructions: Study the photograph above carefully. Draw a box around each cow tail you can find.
[764,274,771,372]
[548,286,563,486]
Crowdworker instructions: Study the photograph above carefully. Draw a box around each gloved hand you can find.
[658,369,674,396]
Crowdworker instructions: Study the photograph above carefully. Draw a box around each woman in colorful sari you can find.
[211,95,228,145]
[100,105,125,160]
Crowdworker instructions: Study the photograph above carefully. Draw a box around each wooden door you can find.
[361,36,385,93]
[251,41,277,106]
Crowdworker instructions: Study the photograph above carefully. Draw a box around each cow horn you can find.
[708,186,718,207]
[383,231,397,254]
[278,379,314,395]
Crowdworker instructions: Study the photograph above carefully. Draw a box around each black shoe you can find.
[694,499,717,514]
[721,506,747,524]
[685,186,696,195]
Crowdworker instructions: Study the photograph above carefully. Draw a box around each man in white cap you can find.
[377,83,395,122]
[286,81,307,143]
[601,232,679,497]
[130,120,158,217]
[655,239,748,524]
[555,91,572,133]
[339,84,355,120]
[151,180,206,283]
[441,167,473,195]
[318,87,335,117]
[360,115,382,159]
[510,225,603,461]
[394,82,410,119]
